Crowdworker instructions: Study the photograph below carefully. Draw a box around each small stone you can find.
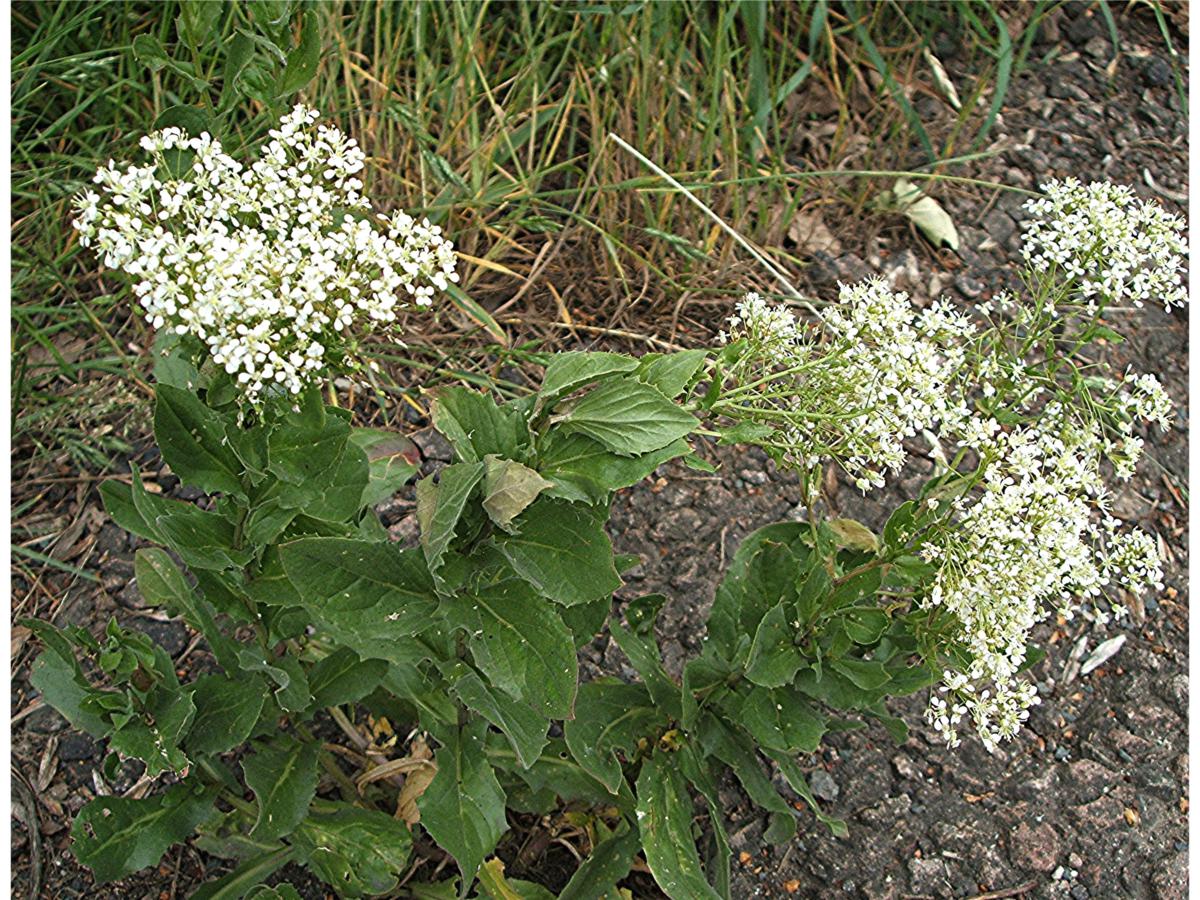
[1083,35,1110,60]
[59,732,98,762]
[907,857,944,895]
[892,753,922,781]
[1071,885,1090,900]
[387,514,420,546]
[955,273,986,298]
[1144,57,1173,89]
[810,769,839,802]
[411,429,453,462]
[1009,821,1060,872]
[131,618,189,657]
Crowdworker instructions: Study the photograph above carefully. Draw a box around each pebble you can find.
[1055,746,1071,761]
[1144,57,1173,89]
[1009,821,1061,872]
[810,769,839,802]
[58,733,98,762]
[954,274,985,298]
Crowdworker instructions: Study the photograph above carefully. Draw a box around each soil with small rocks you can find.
[11,5,1188,899]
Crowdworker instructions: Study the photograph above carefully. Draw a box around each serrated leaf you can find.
[634,349,708,399]
[738,684,826,753]
[559,377,697,456]
[307,647,388,709]
[697,713,796,843]
[71,782,216,883]
[493,498,620,607]
[537,432,690,504]
[432,387,529,463]
[708,523,810,658]
[279,541,440,666]
[563,680,663,794]
[442,576,577,719]
[279,537,437,614]
[416,461,486,588]
[190,848,295,900]
[185,673,268,756]
[242,735,320,841]
[350,428,420,506]
[419,719,508,893]
[176,0,224,52]
[134,548,237,668]
[636,752,723,900]
[276,8,320,95]
[538,352,638,411]
[558,825,640,900]
[29,650,110,736]
[894,178,959,251]
[442,661,549,769]
[482,456,553,531]
[292,806,413,898]
[744,602,805,688]
[610,597,681,722]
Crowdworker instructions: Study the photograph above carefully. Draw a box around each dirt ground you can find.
[11,5,1189,899]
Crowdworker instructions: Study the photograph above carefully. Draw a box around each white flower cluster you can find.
[723,281,973,491]
[72,105,459,403]
[1021,178,1187,311]
[921,418,1163,751]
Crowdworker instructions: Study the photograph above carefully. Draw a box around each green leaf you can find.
[246,886,302,900]
[442,660,549,769]
[708,523,810,658]
[71,782,216,884]
[190,848,296,900]
[220,31,257,109]
[537,352,638,409]
[276,8,320,95]
[242,735,320,841]
[636,752,723,900]
[842,607,889,644]
[493,498,620,607]
[738,684,826,753]
[307,648,388,709]
[482,456,553,532]
[153,104,214,137]
[558,591,611,649]
[132,33,170,72]
[563,679,663,794]
[830,657,891,691]
[185,674,268,756]
[717,420,776,445]
[303,441,369,523]
[107,676,196,777]
[697,713,796,843]
[279,542,441,666]
[744,602,804,688]
[558,824,640,900]
[350,428,421,507]
[537,432,691,504]
[292,806,413,898]
[634,349,708,399]
[99,479,155,542]
[419,718,508,893]
[610,595,681,721]
[280,537,436,614]
[432,387,529,463]
[29,650,109,736]
[416,461,486,589]
[176,0,224,52]
[128,466,248,571]
[442,576,577,719]
[134,548,237,668]
[760,746,847,837]
[266,392,348,487]
[558,377,697,456]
